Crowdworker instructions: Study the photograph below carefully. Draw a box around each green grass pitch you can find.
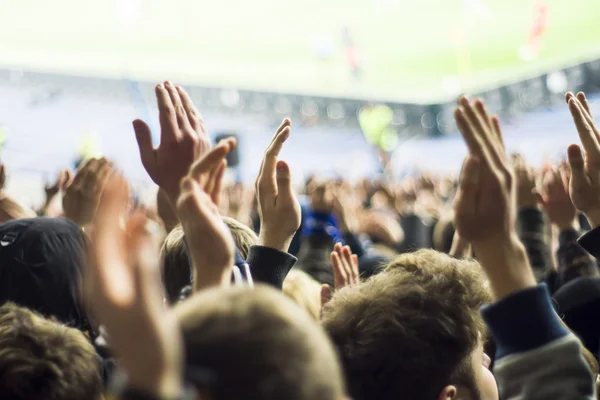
[0,0,598,102]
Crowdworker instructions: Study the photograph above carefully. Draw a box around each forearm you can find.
[473,233,537,301]
[482,285,595,400]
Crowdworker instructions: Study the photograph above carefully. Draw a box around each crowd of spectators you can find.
[0,81,599,399]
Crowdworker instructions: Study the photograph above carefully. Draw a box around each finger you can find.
[533,189,546,208]
[567,144,591,188]
[209,159,227,206]
[96,174,129,231]
[577,92,592,117]
[62,169,75,191]
[462,97,504,170]
[575,93,600,144]
[320,284,334,310]
[257,126,291,198]
[474,99,492,130]
[341,246,354,283]
[155,83,180,143]
[454,106,489,164]
[176,86,202,132]
[276,160,294,203]
[568,98,600,158]
[351,254,359,283]
[133,119,157,172]
[454,156,481,216]
[331,251,348,290]
[190,139,235,181]
[491,116,506,154]
[164,81,192,132]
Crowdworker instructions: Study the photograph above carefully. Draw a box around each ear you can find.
[438,385,457,400]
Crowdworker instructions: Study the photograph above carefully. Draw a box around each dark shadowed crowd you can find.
[1,82,600,400]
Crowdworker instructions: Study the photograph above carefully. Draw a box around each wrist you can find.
[472,232,537,301]
[190,256,234,290]
[258,231,293,253]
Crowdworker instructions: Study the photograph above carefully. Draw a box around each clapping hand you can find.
[88,173,183,398]
[176,139,237,291]
[63,158,112,226]
[537,167,577,231]
[133,82,211,203]
[320,243,360,310]
[453,96,536,299]
[255,119,301,252]
[564,92,600,228]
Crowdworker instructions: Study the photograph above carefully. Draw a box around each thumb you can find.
[276,160,293,200]
[320,284,334,310]
[133,119,156,172]
[567,144,588,186]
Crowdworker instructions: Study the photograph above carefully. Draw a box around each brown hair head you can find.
[0,302,102,400]
[322,249,491,400]
[175,285,346,400]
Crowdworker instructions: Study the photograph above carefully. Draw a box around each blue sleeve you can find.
[481,284,569,359]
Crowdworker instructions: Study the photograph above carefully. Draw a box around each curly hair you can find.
[322,249,491,400]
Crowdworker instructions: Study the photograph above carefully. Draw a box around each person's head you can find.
[0,218,90,332]
[174,285,346,400]
[221,216,258,258]
[322,249,496,400]
[283,269,322,320]
[160,220,258,304]
[0,302,102,400]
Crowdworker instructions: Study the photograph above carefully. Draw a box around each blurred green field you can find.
[0,0,598,102]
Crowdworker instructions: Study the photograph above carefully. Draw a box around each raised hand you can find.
[63,158,112,226]
[512,154,538,209]
[320,243,359,309]
[45,169,73,199]
[89,173,182,398]
[176,139,237,291]
[537,167,577,231]
[256,119,301,252]
[453,96,535,299]
[133,82,211,203]
[564,92,600,228]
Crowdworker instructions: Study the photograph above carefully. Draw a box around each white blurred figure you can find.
[116,0,143,33]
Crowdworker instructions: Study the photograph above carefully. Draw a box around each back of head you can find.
[160,225,190,304]
[221,216,258,258]
[0,302,101,400]
[160,220,258,304]
[175,285,346,400]
[322,249,490,400]
[0,218,90,331]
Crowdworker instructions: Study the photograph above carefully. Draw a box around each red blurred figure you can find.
[520,0,549,60]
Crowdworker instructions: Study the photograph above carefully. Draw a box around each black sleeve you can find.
[556,228,599,288]
[517,208,551,280]
[396,213,432,253]
[246,246,298,290]
[577,226,600,261]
